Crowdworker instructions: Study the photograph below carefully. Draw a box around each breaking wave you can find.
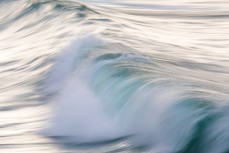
[42,35,229,153]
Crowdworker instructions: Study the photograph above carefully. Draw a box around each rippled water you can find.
[0,0,229,153]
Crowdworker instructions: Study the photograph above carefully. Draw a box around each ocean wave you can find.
[41,35,229,152]
[1,0,229,152]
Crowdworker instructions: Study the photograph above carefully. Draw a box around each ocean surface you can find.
[0,0,229,153]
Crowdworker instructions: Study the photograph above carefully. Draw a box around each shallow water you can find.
[0,0,229,153]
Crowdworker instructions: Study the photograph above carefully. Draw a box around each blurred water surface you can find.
[0,0,229,153]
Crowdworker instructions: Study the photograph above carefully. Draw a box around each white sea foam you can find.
[42,35,123,142]
[42,35,102,95]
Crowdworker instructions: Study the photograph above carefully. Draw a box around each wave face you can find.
[1,0,229,152]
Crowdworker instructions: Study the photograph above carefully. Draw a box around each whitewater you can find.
[0,0,229,153]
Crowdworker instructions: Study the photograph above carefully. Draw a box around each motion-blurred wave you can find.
[0,0,229,153]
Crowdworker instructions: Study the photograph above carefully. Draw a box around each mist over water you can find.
[0,0,229,153]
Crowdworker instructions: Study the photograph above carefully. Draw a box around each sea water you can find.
[0,0,229,153]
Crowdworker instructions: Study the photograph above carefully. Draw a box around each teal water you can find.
[0,0,229,153]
